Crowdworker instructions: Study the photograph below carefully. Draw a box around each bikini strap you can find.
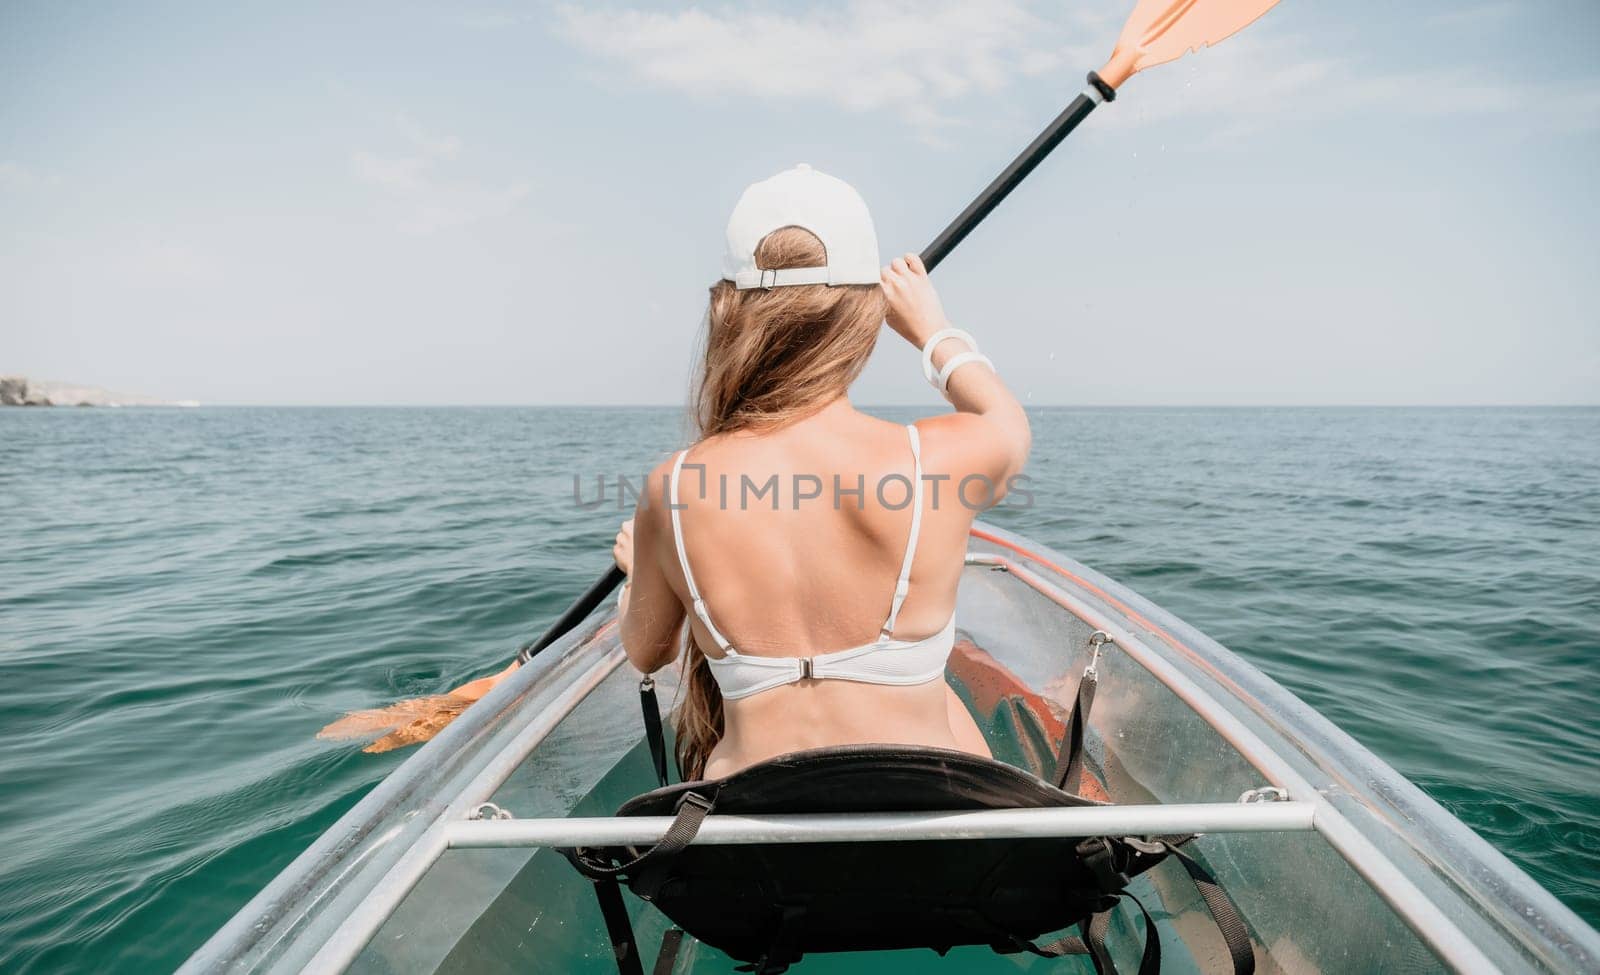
[881,424,923,638]
[669,449,734,653]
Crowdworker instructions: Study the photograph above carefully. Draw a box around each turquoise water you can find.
[0,406,1596,972]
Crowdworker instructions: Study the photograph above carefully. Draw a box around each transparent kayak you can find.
[181,524,1600,974]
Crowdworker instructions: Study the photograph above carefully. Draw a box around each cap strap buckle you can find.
[732,265,833,290]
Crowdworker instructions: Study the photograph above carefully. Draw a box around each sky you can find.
[2,0,1597,406]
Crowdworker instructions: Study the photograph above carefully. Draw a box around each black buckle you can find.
[564,844,617,879]
[676,791,714,815]
[759,268,778,289]
[1077,836,1130,894]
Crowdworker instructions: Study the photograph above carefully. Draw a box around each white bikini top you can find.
[668,424,955,702]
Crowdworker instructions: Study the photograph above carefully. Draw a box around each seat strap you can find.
[1010,917,1090,961]
[640,677,670,788]
[1051,665,1098,793]
[572,795,712,975]
[1008,894,1160,975]
[1163,843,1256,975]
[594,876,645,975]
[565,791,713,884]
[588,880,692,975]
[652,928,685,975]
[1119,895,1160,975]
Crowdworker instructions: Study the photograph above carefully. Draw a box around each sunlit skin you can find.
[321,255,1031,762]
[615,253,1029,778]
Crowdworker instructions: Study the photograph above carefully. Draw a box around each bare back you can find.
[614,247,1030,780]
[648,399,989,777]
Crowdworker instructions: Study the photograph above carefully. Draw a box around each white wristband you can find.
[920,327,979,387]
[936,351,996,395]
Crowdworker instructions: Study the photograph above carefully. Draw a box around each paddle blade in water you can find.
[316,664,513,752]
[317,694,470,753]
[1097,0,1282,89]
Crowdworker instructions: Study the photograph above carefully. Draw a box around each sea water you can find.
[0,406,1595,972]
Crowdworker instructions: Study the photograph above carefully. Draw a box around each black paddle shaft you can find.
[516,564,627,664]
[921,90,1100,271]
[521,81,1107,665]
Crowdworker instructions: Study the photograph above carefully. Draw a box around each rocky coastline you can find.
[0,376,193,407]
[0,377,52,406]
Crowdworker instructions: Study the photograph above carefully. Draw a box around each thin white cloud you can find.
[349,116,530,235]
[553,1,1098,132]
[552,2,1600,142]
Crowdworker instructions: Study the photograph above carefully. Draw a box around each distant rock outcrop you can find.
[0,375,193,407]
[1,376,51,406]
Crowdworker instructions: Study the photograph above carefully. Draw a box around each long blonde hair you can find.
[674,226,886,779]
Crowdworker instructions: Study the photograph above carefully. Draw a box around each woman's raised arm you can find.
[881,253,1031,496]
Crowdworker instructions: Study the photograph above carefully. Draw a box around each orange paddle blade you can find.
[316,663,516,753]
[317,694,471,753]
[1097,0,1283,90]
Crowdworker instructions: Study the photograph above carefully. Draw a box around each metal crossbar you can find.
[443,801,1317,850]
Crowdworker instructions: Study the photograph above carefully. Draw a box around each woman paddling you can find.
[322,165,1031,774]
[610,165,1029,779]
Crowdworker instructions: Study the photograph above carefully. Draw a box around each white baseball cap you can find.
[722,164,881,290]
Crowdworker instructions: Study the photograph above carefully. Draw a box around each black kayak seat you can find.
[564,745,1255,975]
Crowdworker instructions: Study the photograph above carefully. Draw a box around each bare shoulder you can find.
[634,453,682,537]
[644,452,680,489]
[912,413,1012,483]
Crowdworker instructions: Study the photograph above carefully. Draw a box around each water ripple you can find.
[0,405,1596,973]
